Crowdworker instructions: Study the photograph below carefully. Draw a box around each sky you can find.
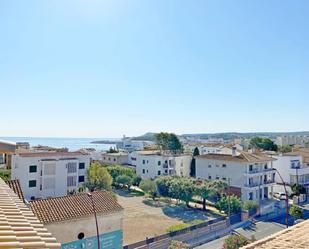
[0,0,308,138]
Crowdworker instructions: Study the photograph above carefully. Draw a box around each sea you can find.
[0,137,120,152]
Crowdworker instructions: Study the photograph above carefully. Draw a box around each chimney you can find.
[232,146,237,156]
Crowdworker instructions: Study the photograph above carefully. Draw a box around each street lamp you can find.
[87,192,101,249]
[273,169,289,228]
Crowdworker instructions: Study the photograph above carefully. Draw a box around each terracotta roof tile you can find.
[196,152,275,163]
[241,220,309,249]
[29,191,123,224]
[6,179,25,203]
[0,178,60,248]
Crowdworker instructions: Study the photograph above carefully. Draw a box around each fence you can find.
[123,216,227,249]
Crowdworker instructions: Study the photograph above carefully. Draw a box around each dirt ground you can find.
[117,195,181,245]
[117,193,220,245]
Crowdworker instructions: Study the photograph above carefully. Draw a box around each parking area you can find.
[116,194,220,245]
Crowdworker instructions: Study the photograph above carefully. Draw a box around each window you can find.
[78,233,85,240]
[158,161,161,166]
[222,164,226,168]
[208,175,212,180]
[264,164,268,170]
[142,169,145,174]
[147,160,149,163]
[208,164,212,168]
[216,176,220,180]
[114,158,116,162]
[67,176,77,187]
[29,180,36,188]
[143,160,146,164]
[108,157,111,161]
[249,165,253,171]
[79,163,85,169]
[158,170,161,176]
[79,175,85,183]
[67,163,77,173]
[29,165,37,173]
[222,177,227,181]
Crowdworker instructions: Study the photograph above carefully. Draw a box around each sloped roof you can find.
[16,151,88,158]
[6,179,25,203]
[197,151,275,163]
[29,191,123,224]
[241,219,309,249]
[0,178,60,248]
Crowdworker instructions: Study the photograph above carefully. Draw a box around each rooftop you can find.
[15,151,88,158]
[0,178,60,248]
[197,151,275,163]
[6,179,25,203]
[241,219,309,249]
[284,148,309,163]
[29,191,123,224]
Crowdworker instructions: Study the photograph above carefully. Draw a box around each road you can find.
[194,235,228,249]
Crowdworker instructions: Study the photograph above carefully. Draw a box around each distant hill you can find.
[131,131,309,142]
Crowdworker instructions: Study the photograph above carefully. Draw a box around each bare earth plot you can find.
[116,194,220,245]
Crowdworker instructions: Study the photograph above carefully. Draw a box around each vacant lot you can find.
[116,193,220,245]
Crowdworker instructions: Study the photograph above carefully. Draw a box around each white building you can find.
[101,152,129,165]
[135,151,192,179]
[196,150,276,203]
[11,151,91,200]
[275,135,309,147]
[272,149,309,194]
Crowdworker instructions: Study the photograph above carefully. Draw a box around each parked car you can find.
[273,192,287,200]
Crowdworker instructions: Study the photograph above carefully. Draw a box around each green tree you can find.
[223,235,249,249]
[289,205,304,220]
[107,147,118,153]
[216,195,242,215]
[197,182,216,210]
[132,175,142,186]
[85,162,113,191]
[0,169,11,182]
[140,179,157,200]
[106,165,136,182]
[250,137,278,151]
[155,132,183,154]
[168,240,189,249]
[210,180,229,199]
[278,145,292,153]
[115,175,133,187]
[155,176,173,197]
[169,178,196,206]
[190,147,199,177]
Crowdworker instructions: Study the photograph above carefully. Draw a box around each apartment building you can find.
[195,149,276,202]
[30,191,123,249]
[11,151,91,200]
[273,148,309,194]
[101,152,129,165]
[275,135,309,147]
[136,151,192,179]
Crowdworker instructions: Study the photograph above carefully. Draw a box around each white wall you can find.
[11,154,90,200]
[136,154,192,179]
[45,212,123,244]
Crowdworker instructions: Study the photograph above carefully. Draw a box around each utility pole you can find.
[88,193,101,249]
[228,178,231,224]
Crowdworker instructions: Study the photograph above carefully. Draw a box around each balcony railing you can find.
[246,168,276,174]
[244,180,275,188]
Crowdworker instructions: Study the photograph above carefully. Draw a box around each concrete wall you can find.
[45,212,123,244]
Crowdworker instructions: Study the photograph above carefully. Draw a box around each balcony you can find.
[244,168,276,176]
[244,180,275,189]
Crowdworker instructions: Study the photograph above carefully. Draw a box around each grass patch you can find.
[166,223,190,233]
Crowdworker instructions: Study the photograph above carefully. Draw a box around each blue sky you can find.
[1,0,308,138]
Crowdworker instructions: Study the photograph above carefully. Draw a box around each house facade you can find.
[195,150,276,202]
[11,151,91,200]
[101,152,129,165]
[273,150,309,195]
[135,151,192,179]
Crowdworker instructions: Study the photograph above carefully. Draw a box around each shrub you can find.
[223,235,249,249]
[166,223,190,233]
[243,200,259,211]
[168,240,190,249]
[216,195,242,214]
[289,205,304,220]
